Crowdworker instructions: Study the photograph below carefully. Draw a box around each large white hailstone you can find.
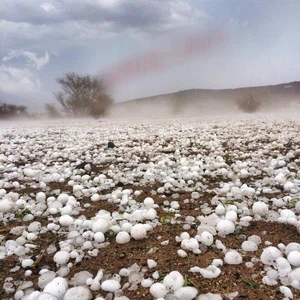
[59,215,73,227]
[94,232,105,243]
[191,192,200,199]
[61,206,72,216]
[212,259,223,267]
[275,173,286,184]
[57,194,69,205]
[284,181,294,191]
[22,259,34,268]
[295,202,300,213]
[260,246,283,266]
[14,290,24,300]
[248,235,262,245]
[174,287,198,300]
[110,225,120,234]
[224,250,243,265]
[198,293,222,300]
[43,277,68,299]
[273,198,284,207]
[181,238,199,252]
[116,231,131,244]
[157,187,165,194]
[130,224,147,240]
[129,210,144,222]
[38,271,56,289]
[24,168,36,177]
[6,240,18,255]
[144,197,154,208]
[53,250,70,265]
[14,246,26,257]
[63,286,92,300]
[92,218,110,233]
[241,241,258,252]
[27,232,38,241]
[240,216,252,227]
[276,257,292,277]
[289,268,300,281]
[215,240,227,253]
[287,251,300,267]
[147,259,157,269]
[82,241,93,250]
[281,209,296,219]
[72,271,93,286]
[252,202,268,216]
[287,218,297,226]
[225,211,237,223]
[163,271,184,291]
[262,275,278,286]
[190,265,221,279]
[267,266,279,281]
[239,169,249,178]
[119,268,130,277]
[216,220,235,236]
[141,278,153,288]
[177,249,188,258]
[149,283,168,299]
[0,188,6,197]
[36,192,46,202]
[241,184,255,196]
[180,232,190,240]
[101,279,121,292]
[230,187,242,199]
[291,280,300,289]
[0,199,13,213]
[91,194,100,202]
[286,243,300,255]
[146,208,157,220]
[28,221,41,232]
[215,204,226,215]
[199,231,214,246]
[35,292,58,299]
[279,286,293,299]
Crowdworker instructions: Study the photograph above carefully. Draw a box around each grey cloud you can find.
[0,0,208,56]
[0,0,205,31]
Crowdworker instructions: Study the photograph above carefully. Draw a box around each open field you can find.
[1,114,300,300]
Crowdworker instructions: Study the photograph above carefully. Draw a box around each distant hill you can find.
[109,81,300,118]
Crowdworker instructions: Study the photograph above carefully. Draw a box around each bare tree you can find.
[54,72,114,117]
[45,103,62,119]
[235,93,262,113]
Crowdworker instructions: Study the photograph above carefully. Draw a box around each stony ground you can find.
[0,115,300,300]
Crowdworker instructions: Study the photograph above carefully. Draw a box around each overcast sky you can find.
[1,0,300,112]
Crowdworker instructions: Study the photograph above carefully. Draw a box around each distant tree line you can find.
[0,101,29,119]
[1,71,264,120]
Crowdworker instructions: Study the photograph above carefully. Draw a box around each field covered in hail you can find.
[0,115,300,300]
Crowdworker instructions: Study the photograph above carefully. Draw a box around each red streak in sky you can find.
[104,30,225,88]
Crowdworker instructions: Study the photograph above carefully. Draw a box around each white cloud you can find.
[0,65,41,95]
[2,50,50,70]
[90,0,121,9]
[40,3,57,12]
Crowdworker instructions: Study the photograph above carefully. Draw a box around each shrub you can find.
[235,93,262,113]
